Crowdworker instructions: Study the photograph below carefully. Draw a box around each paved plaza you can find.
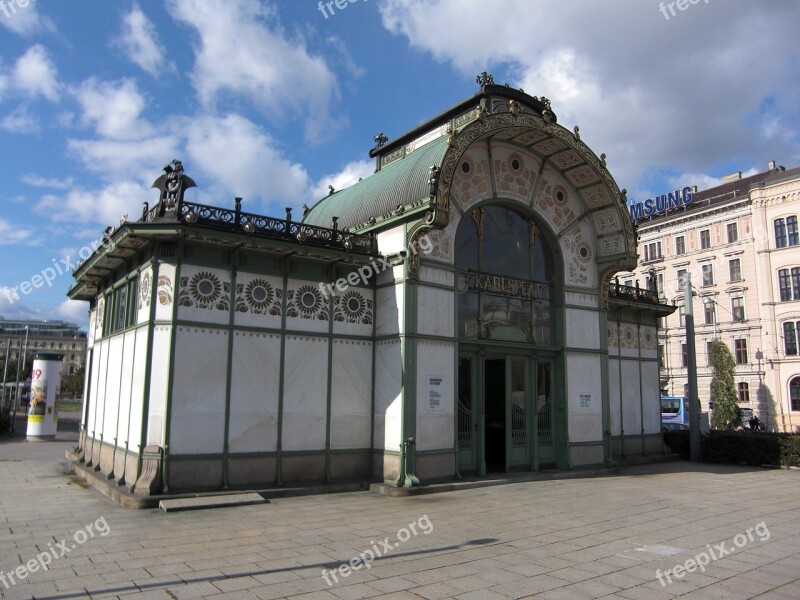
[1,432,800,599]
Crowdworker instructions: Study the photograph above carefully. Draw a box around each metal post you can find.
[684,274,701,461]
[1,338,10,409]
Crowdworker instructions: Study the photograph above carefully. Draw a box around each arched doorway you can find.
[455,204,561,474]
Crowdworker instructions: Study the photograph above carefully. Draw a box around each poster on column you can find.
[427,375,444,411]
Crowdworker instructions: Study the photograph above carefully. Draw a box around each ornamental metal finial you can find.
[573,125,580,141]
[374,132,388,147]
[476,71,494,87]
[151,159,196,218]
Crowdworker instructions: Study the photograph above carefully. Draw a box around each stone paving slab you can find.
[2,437,800,599]
[159,494,268,513]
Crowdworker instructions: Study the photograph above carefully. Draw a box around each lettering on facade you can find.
[629,186,694,221]
[466,274,551,300]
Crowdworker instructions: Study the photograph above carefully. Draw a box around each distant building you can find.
[0,317,87,376]
[619,162,800,432]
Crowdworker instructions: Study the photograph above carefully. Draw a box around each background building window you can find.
[644,241,662,261]
[734,339,748,364]
[789,216,799,246]
[676,235,686,255]
[729,258,742,282]
[702,264,714,286]
[784,321,799,356]
[704,300,716,325]
[700,229,711,249]
[707,341,714,366]
[676,268,687,291]
[682,343,688,367]
[678,303,685,327]
[683,383,689,397]
[775,218,787,248]
[791,377,800,411]
[659,344,665,367]
[778,267,800,301]
[731,296,745,322]
[727,222,738,243]
[738,382,750,404]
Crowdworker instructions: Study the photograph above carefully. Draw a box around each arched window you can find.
[791,377,800,412]
[455,206,554,343]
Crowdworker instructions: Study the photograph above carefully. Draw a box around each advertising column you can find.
[26,352,64,441]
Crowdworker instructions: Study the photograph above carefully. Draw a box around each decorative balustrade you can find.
[608,280,662,305]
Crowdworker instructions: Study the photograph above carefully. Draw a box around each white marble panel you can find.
[136,266,152,325]
[155,264,177,322]
[419,265,454,287]
[114,330,137,448]
[176,265,230,326]
[233,272,283,330]
[621,360,643,436]
[565,291,599,309]
[330,340,373,449]
[86,341,103,437]
[374,340,403,451]
[126,328,148,451]
[566,352,603,443]
[229,332,281,453]
[376,283,404,336]
[377,226,407,256]
[284,278,331,334]
[608,357,621,436]
[415,341,454,451]
[101,335,123,442]
[565,308,600,350]
[282,336,328,451]
[92,340,108,439]
[417,287,454,338]
[147,326,172,447]
[169,327,226,453]
[641,361,662,434]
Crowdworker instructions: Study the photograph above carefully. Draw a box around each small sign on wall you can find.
[427,375,444,411]
[577,393,593,412]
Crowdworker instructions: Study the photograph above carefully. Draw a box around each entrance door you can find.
[457,352,556,474]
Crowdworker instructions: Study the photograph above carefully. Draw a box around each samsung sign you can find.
[629,186,694,221]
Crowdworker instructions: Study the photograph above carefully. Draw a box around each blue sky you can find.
[1,0,799,329]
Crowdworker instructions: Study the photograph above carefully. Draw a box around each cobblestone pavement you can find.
[1,438,799,599]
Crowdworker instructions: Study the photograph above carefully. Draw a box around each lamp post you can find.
[684,273,701,462]
[12,326,29,433]
[755,349,766,429]
[1,338,9,411]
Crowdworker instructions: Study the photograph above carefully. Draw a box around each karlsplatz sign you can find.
[462,273,551,300]
[629,186,694,221]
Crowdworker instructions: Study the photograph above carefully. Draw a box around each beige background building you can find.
[620,162,800,432]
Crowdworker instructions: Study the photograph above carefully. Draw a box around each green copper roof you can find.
[303,136,448,230]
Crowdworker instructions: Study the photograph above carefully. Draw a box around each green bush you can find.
[663,429,800,468]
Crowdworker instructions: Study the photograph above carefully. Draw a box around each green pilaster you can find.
[133,247,161,491]
[161,239,183,493]
[600,308,615,465]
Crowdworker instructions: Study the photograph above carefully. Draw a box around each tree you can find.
[60,366,85,398]
[709,339,742,430]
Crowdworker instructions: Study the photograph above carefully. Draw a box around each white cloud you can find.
[0,218,33,245]
[73,78,153,140]
[118,4,173,77]
[0,0,55,36]
[1,104,40,133]
[35,180,155,225]
[182,113,311,209]
[21,174,75,190]
[168,0,341,142]
[67,135,179,181]
[311,159,374,201]
[379,0,800,190]
[56,299,89,326]
[12,44,59,101]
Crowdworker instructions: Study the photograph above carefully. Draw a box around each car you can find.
[662,422,690,432]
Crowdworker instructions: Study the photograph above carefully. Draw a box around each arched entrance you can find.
[454,204,562,474]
